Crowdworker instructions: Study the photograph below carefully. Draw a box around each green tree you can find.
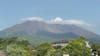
[6,44,32,56]
[65,37,91,56]
[91,44,100,56]
[36,43,52,56]
[46,45,63,56]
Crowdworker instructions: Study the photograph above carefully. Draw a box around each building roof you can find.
[52,40,68,44]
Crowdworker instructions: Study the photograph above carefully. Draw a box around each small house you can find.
[52,40,68,47]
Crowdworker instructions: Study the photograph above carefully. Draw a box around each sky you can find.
[0,0,100,35]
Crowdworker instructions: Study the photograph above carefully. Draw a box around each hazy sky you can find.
[0,0,100,35]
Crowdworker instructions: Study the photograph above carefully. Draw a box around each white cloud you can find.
[53,17,63,22]
[20,17,91,27]
[21,17,44,22]
[64,20,90,26]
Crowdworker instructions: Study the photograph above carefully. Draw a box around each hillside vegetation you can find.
[0,37,99,56]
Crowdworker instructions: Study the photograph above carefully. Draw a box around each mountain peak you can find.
[0,20,100,44]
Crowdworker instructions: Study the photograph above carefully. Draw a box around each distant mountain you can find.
[0,21,100,44]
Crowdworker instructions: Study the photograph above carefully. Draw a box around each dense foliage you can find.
[0,37,32,56]
[0,37,99,56]
[91,44,100,55]
[64,37,91,56]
